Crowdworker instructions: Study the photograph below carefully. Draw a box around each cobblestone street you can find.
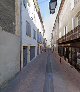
[1,50,80,92]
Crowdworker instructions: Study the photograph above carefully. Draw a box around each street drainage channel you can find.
[43,53,54,92]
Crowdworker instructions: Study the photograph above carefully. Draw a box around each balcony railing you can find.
[74,0,80,6]
[58,25,80,44]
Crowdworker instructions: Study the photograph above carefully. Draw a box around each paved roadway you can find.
[1,50,80,92]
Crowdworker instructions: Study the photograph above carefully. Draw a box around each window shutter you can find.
[26,21,31,37]
[23,0,27,8]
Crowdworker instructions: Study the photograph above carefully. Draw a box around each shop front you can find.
[58,42,80,70]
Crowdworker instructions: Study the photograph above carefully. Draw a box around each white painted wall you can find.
[22,1,37,44]
[27,0,43,35]
[21,0,44,67]
[21,0,38,67]
[0,27,20,86]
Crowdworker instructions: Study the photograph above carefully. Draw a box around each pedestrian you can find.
[60,57,61,63]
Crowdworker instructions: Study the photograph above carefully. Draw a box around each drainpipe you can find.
[20,0,22,71]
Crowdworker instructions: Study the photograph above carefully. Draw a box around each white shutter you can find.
[26,21,31,37]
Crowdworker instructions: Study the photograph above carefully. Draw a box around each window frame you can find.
[33,29,36,40]
[26,20,31,37]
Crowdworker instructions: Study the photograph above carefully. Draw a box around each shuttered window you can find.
[33,29,36,40]
[26,21,31,37]
[23,0,27,8]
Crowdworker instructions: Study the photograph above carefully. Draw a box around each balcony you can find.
[58,25,80,44]
[74,0,80,6]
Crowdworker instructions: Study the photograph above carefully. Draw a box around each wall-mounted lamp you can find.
[49,0,57,14]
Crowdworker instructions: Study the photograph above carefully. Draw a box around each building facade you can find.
[0,0,20,87]
[51,15,59,52]
[21,0,44,68]
[57,0,80,70]
[37,31,44,54]
[0,0,44,87]
[34,0,45,55]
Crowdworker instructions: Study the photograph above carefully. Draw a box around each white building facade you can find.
[21,0,44,68]
[52,16,59,52]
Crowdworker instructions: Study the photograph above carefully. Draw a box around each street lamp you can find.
[50,9,55,14]
[49,0,57,14]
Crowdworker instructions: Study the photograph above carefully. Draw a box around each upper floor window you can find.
[27,0,30,7]
[33,29,36,40]
[78,15,80,25]
[23,0,27,8]
[26,21,31,37]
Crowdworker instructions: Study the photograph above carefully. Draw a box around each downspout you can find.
[20,0,22,71]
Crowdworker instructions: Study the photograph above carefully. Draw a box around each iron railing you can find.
[58,25,80,43]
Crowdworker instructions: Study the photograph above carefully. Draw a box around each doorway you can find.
[23,46,28,67]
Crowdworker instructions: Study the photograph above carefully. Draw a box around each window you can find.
[64,26,67,35]
[78,15,80,26]
[23,0,27,8]
[74,0,80,6]
[26,21,31,37]
[33,29,36,40]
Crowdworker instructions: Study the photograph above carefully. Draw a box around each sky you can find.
[38,0,61,45]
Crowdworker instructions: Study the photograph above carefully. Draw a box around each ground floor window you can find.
[23,46,28,67]
[30,46,35,61]
[69,47,72,64]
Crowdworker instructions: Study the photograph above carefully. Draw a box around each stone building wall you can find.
[0,0,20,87]
[0,0,15,34]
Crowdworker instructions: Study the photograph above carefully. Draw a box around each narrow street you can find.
[1,50,80,92]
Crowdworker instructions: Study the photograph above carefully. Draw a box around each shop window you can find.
[26,21,31,37]
[72,48,77,66]
[77,48,80,65]
[69,47,72,63]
